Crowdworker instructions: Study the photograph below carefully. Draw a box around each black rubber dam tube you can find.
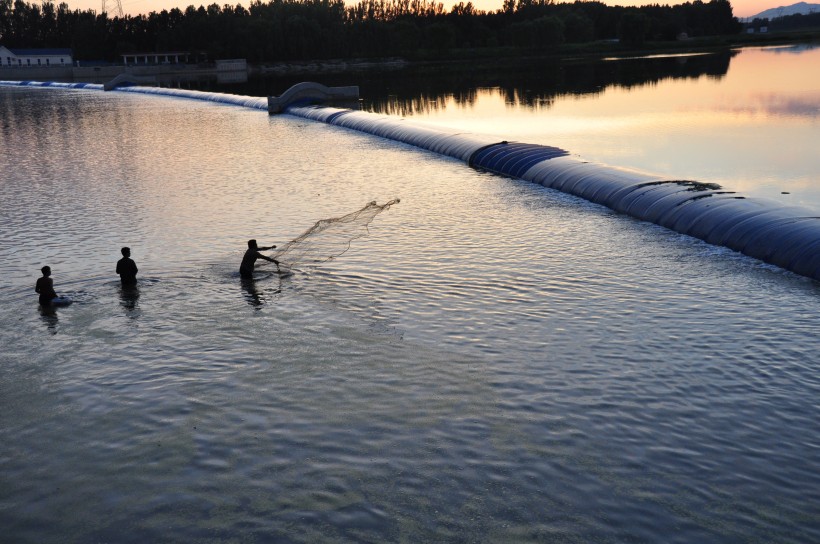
[286,105,819,282]
[2,80,815,282]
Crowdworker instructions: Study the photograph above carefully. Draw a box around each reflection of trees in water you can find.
[0,49,733,123]
[377,89,479,117]
[360,51,735,116]
[202,49,735,114]
[376,88,556,117]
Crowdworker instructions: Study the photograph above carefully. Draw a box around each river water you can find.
[1,45,818,543]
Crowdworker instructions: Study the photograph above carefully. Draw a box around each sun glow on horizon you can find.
[60,0,786,19]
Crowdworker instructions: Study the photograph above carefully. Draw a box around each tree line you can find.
[747,11,820,32]
[0,0,742,62]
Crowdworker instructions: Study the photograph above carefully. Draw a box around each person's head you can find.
[41,266,51,277]
[247,239,258,249]
[121,247,131,257]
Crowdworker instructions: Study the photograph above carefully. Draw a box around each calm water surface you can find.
[1,45,819,543]
[369,45,820,210]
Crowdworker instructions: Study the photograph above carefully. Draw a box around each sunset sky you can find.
[65,0,794,19]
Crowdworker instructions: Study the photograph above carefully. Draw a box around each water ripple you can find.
[1,87,818,544]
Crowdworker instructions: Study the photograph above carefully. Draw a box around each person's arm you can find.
[261,254,281,271]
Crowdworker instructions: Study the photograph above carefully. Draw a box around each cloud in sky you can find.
[71,0,781,19]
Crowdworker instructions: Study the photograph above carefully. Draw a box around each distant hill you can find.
[746,2,820,21]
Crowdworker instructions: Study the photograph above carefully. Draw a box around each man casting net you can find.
[263,199,399,272]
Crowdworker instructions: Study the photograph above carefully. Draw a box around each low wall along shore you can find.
[0,62,247,85]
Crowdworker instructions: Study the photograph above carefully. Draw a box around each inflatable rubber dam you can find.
[3,79,818,281]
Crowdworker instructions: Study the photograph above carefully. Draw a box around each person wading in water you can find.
[240,239,279,278]
[35,266,59,306]
[116,247,139,287]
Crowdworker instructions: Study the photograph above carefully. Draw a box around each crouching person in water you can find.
[116,247,139,287]
[240,239,279,279]
[35,266,59,306]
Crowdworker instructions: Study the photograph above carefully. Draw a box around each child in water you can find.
[116,247,139,287]
[35,266,58,306]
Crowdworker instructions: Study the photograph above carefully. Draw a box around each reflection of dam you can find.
[1,79,817,282]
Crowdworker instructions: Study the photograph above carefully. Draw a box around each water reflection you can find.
[745,93,820,118]
[201,49,736,116]
[74,72,248,88]
[360,50,736,115]
[763,43,820,54]
[119,284,140,313]
[332,45,818,209]
[38,305,59,333]
[241,275,281,308]
[2,65,820,544]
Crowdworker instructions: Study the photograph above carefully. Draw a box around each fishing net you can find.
[266,199,399,270]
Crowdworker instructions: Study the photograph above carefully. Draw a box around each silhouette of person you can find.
[116,247,139,287]
[241,275,282,308]
[35,266,59,306]
[240,239,279,279]
[120,285,140,312]
[39,304,59,332]
[241,276,263,307]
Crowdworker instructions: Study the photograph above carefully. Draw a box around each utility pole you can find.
[101,0,124,18]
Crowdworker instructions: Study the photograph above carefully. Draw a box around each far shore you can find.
[2,29,817,87]
[251,28,820,75]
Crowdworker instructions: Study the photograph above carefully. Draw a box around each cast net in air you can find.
[266,199,399,271]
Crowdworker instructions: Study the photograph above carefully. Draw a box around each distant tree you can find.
[561,11,593,43]
[392,19,421,54]
[0,0,745,63]
[705,0,741,35]
[619,9,650,46]
[771,11,820,31]
[534,14,564,47]
[450,1,476,17]
[506,14,562,48]
[39,1,58,46]
[427,21,456,52]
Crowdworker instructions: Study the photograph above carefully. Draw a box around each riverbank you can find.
[249,29,820,77]
[407,28,820,64]
[2,30,816,88]
[0,62,248,86]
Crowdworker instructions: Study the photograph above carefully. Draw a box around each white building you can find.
[0,46,73,68]
[120,51,203,65]
[215,59,247,72]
